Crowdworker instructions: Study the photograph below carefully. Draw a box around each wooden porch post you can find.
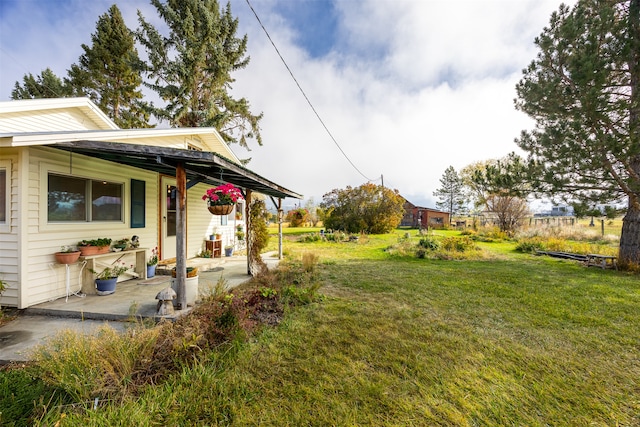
[245,189,252,275]
[175,162,187,310]
[278,198,283,260]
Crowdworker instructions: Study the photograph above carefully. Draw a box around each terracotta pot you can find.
[79,246,100,256]
[55,251,81,264]
[208,204,234,215]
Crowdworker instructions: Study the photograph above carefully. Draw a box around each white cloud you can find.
[0,0,576,207]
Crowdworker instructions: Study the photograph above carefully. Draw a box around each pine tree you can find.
[67,5,151,128]
[11,68,74,99]
[433,166,467,218]
[137,0,262,148]
[515,0,640,267]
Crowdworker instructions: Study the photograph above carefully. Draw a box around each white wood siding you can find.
[0,109,105,133]
[18,147,159,308]
[0,150,19,307]
[186,183,243,257]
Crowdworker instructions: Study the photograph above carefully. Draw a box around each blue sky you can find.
[0,0,575,209]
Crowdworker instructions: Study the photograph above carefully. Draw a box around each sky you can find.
[0,0,577,210]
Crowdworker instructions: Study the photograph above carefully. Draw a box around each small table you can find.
[205,239,222,258]
[586,254,617,270]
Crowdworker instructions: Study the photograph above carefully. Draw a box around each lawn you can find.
[3,229,639,426]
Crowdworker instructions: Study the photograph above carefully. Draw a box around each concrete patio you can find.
[0,253,281,363]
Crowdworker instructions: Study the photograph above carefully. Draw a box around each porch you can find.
[26,253,280,321]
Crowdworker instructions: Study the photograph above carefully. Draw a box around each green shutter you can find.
[131,179,146,228]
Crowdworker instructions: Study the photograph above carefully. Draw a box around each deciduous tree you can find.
[467,154,531,233]
[515,0,640,267]
[321,183,405,234]
[137,0,262,148]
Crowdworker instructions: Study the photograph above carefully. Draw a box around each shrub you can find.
[515,237,546,253]
[440,236,478,252]
[418,235,441,251]
[299,233,322,243]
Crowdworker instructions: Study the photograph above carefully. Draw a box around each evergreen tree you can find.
[11,68,74,99]
[137,0,262,148]
[433,166,467,218]
[515,0,640,267]
[67,5,151,128]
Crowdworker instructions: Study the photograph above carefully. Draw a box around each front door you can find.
[161,176,177,259]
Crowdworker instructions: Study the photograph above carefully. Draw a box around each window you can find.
[48,173,123,222]
[0,169,6,223]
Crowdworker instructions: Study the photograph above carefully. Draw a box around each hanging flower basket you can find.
[208,204,234,215]
[203,183,244,216]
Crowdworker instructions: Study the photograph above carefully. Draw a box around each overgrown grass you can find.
[3,230,639,425]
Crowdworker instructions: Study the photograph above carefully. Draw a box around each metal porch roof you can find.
[51,140,302,200]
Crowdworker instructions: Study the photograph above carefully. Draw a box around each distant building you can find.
[534,205,574,217]
[401,200,450,229]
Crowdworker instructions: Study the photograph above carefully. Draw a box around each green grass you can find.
[4,230,640,425]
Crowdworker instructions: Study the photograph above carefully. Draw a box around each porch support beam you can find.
[245,189,252,275]
[269,196,283,260]
[175,162,187,310]
[186,177,204,190]
[277,198,283,260]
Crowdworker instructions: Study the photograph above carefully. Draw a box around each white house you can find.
[0,97,301,309]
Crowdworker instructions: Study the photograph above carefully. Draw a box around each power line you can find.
[243,0,376,183]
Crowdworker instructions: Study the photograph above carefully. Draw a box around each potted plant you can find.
[89,261,131,295]
[202,183,244,215]
[170,267,199,307]
[235,224,245,241]
[54,246,81,264]
[224,244,234,257]
[112,238,129,252]
[78,238,112,255]
[147,246,159,278]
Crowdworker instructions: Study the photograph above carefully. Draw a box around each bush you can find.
[440,236,478,252]
[515,237,546,253]
[299,233,322,243]
[418,235,441,251]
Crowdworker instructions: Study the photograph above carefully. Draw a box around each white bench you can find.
[81,248,148,294]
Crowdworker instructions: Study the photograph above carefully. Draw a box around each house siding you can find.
[0,149,19,307]
[0,109,105,133]
[186,183,242,257]
[6,147,159,308]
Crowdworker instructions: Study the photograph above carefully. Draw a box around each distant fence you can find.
[476,216,576,228]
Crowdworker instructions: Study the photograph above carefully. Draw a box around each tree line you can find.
[11,0,262,149]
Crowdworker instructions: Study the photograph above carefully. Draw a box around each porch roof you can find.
[51,140,302,200]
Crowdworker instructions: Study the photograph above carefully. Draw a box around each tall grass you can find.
[4,230,640,425]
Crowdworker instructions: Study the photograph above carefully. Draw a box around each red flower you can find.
[202,184,244,206]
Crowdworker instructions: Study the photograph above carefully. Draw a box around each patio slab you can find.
[0,253,281,363]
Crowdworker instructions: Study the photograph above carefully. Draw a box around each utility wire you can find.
[244,0,376,183]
